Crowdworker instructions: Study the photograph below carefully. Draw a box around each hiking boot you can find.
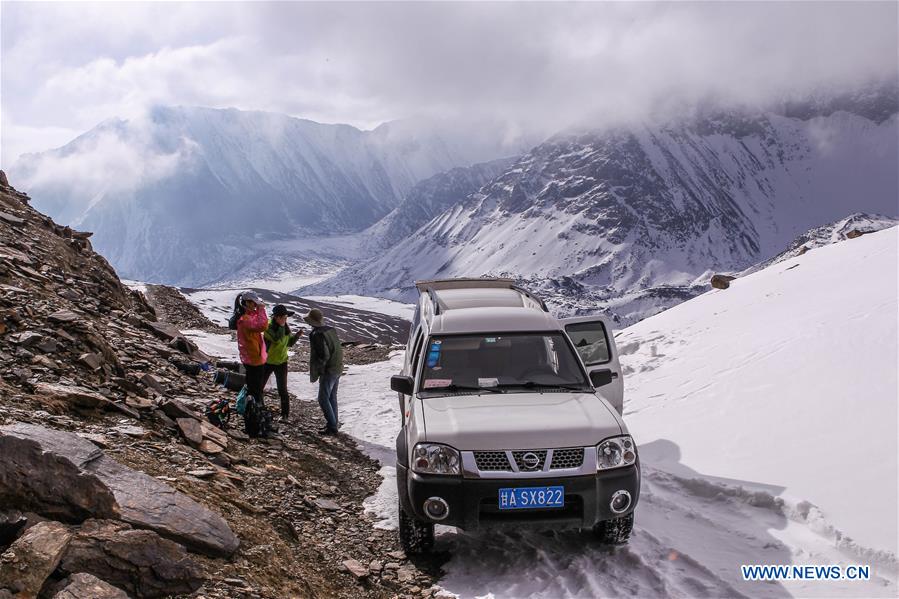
[279,415,290,424]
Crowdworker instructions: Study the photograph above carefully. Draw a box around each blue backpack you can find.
[235,385,249,415]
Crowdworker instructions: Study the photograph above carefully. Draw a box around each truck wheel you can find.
[593,512,634,545]
[398,501,434,554]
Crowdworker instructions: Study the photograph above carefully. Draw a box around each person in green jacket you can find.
[262,304,301,423]
[304,308,343,435]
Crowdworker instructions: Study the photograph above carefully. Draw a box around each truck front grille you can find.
[512,450,548,471]
[549,448,585,469]
[470,447,588,474]
[473,451,512,471]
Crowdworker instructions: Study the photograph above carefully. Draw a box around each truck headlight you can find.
[411,443,461,475]
[597,435,637,470]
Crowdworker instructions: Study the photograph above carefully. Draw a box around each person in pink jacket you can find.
[236,291,269,405]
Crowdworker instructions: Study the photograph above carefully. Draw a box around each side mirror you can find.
[391,375,414,396]
[590,369,614,388]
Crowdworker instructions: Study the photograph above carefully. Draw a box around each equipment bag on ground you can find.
[243,396,272,438]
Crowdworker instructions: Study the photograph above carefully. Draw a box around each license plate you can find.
[498,486,564,510]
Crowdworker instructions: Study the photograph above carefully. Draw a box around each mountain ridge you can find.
[303,91,898,324]
[13,106,526,285]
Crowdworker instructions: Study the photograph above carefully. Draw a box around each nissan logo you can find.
[521,452,541,470]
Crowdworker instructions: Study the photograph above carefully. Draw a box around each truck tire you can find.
[593,512,634,545]
[398,500,434,554]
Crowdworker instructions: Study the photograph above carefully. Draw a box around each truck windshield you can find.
[418,333,591,396]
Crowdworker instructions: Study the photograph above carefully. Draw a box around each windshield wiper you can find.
[423,384,504,394]
[502,381,591,392]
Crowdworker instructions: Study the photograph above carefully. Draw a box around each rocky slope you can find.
[12,107,523,286]
[305,85,899,325]
[0,175,440,598]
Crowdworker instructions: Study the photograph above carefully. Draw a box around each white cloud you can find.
[0,120,82,168]
[1,2,896,168]
[14,112,197,222]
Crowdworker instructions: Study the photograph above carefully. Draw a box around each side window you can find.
[565,321,611,366]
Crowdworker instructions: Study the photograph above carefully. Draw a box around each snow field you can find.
[620,227,898,556]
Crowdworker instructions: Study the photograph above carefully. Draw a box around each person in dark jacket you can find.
[304,308,343,435]
[262,304,301,424]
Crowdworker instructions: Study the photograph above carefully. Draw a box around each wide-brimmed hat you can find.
[303,308,324,327]
[272,304,294,317]
[241,291,264,305]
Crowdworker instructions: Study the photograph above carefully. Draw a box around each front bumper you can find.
[397,462,640,531]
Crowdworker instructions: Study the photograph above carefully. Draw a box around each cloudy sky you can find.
[2,1,897,168]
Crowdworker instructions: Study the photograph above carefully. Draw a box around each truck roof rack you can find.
[415,278,548,314]
[415,278,517,292]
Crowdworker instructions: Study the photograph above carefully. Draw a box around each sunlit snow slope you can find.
[620,226,898,557]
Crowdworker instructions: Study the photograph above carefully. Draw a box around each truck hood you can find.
[420,392,623,450]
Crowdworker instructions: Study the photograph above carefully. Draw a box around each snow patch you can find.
[182,329,238,361]
[303,295,414,321]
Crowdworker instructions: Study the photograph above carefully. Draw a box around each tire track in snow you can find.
[434,467,769,599]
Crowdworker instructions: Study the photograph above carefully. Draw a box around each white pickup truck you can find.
[390,278,639,553]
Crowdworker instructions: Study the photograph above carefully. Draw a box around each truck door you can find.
[561,316,624,414]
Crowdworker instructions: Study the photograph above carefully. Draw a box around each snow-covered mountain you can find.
[740,212,899,275]
[361,157,515,250]
[305,88,898,324]
[12,107,524,285]
[206,157,516,292]
[534,212,898,325]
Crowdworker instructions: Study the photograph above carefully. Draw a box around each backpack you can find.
[227,293,245,330]
[205,397,232,429]
[243,396,272,438]
[235,385,249,415]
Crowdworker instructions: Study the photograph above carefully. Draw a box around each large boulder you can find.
[58,520,202,598]
[0,425,117,522]
[176,418,228,454]
[33,383,113,410]
[53,573,130,599]
[0,424,239,557]
[158,398,203,421]
[0,521,72,598]
[710,274,736,289]
[144,320,182,342]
